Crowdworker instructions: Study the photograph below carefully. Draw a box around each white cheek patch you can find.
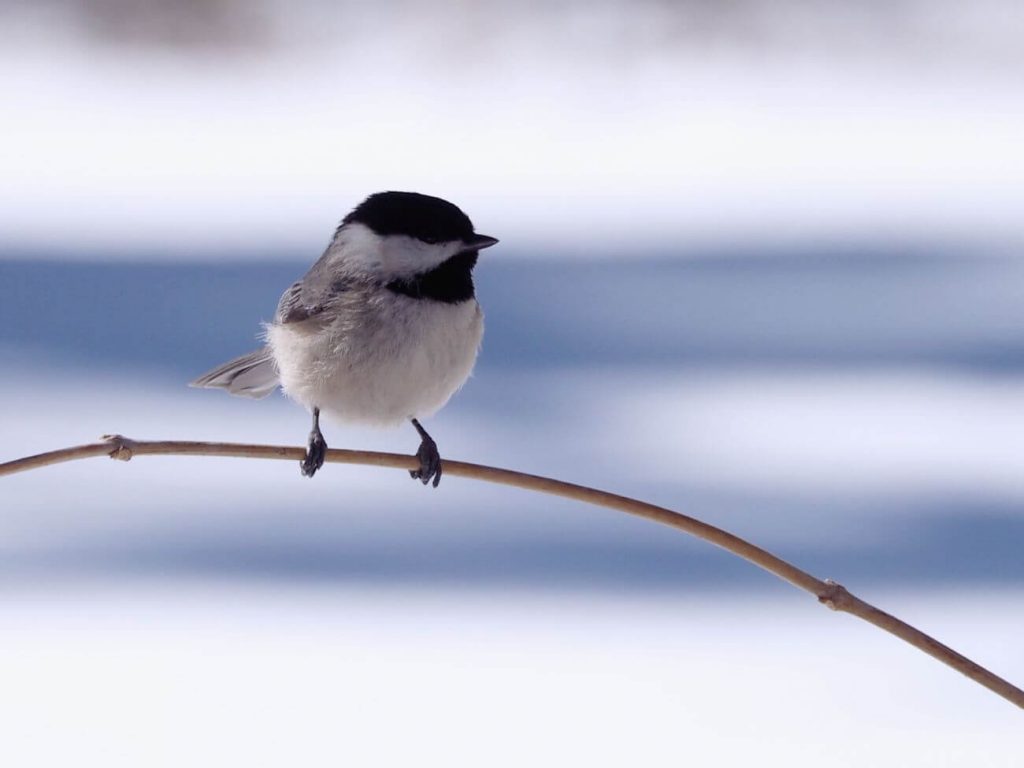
[327,223,385,273]
[380,235,462,276]
[328,222,464,281]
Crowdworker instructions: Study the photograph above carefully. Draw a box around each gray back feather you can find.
[276,253,354,325]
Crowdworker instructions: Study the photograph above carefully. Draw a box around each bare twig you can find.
[2,434,1022,710]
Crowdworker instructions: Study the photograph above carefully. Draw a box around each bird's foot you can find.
[410,433,442,488]
[301,428,327,478]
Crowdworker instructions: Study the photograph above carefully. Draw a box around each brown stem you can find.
[2,434,1022,710]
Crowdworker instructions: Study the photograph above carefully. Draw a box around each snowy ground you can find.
[0,585,1020,767]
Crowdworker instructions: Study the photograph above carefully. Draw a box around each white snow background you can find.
[2,2,1023,764]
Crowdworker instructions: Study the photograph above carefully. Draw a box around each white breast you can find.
[267,295,483,427]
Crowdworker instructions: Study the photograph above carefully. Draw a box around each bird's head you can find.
[330,191,498,282]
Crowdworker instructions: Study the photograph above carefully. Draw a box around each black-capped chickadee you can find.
[191,191,498,487]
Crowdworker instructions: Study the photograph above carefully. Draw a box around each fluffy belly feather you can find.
[266,297,483,426]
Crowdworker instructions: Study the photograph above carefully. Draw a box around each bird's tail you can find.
[190,348,279,399]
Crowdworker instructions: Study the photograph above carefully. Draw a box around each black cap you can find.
[343,191,477,244]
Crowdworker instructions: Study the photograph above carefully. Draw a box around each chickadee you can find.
[191,191,498,487]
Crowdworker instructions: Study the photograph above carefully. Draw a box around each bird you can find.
[190,191,498,487]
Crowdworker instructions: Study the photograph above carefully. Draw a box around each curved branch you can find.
[2,434,1022,710]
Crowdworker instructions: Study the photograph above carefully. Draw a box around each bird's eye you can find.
[421,235,440,244]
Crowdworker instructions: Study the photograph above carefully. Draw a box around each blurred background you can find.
[2,0,1023,763]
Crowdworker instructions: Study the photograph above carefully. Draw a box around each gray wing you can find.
[275,255,353,325]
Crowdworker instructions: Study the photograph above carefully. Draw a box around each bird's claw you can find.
[409,434,442,488]
[301,430,327,478]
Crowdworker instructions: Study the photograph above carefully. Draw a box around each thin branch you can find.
[2,434,1022,710]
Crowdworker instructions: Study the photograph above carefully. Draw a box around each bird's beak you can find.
[462,234,499,252]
